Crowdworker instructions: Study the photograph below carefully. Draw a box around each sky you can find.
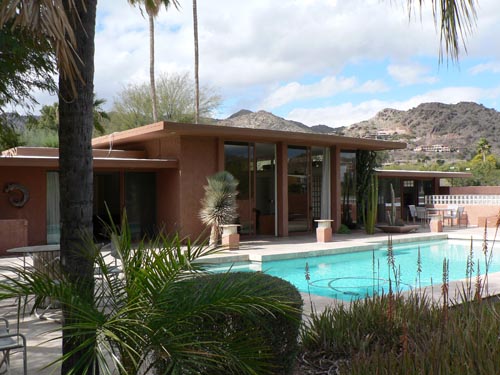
[31,0,500,128]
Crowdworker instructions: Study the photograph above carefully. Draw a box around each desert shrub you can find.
[154,272,303,374]
[300,292,500,375]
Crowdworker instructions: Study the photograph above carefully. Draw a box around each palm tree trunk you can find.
[58,1,97,373]
[192,0,200,124]
[149,12,158,122]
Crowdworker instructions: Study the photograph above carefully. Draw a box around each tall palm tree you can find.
[193,0,200,123]
[0,1,97,373]
[129,0,180,123]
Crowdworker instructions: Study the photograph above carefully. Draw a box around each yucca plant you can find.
[0,212,301,374]
[199,171,239,246]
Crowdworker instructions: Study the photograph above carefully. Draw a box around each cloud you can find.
[387,63,438,86]
[469,62,500,75]
[261,76,357,109]
[354,80,389,94]
[286,86,500,127]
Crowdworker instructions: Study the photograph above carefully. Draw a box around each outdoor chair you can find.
[456,206,466,227]
[0,317,27,375]
[443,205,459,226]
[415,206,429,225]
[408,205,417,223]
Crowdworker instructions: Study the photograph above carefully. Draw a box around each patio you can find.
[1,223,499,374]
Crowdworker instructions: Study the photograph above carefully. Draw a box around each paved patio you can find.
[1,223,499,374]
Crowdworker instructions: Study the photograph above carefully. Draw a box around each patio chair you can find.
[0,317,27,375]
[456,206,467,227]
[443,205,458,226]
[415,206,429,225]
[408,205,417,223]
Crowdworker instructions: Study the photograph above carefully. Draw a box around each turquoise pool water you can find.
[208,239,498,301]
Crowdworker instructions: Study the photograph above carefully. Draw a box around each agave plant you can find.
[199,171,239,246]
[0,212,300,374]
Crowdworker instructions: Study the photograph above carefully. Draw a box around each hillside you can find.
[339,102,500,161]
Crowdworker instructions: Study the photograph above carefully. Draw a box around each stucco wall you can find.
[0,167,48,249]
[156,169,181,235]
[450,186,500,195]
[178,136,219,240]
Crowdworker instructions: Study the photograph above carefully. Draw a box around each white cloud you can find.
[469,62,500,75]
[354,80,389,94]
[261,76,357,109]
[388,63,438,86]
[287,86,500,127]
[25,0,500,118]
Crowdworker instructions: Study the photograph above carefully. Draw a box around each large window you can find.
[288,146,309,232]
[340,151,356,227]
[224,142,276,235]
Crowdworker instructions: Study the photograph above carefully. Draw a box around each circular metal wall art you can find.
[4,183,30,208]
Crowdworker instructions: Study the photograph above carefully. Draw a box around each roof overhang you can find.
[375,169,473,179]
[0,147,178,169]
[92,121,407,151]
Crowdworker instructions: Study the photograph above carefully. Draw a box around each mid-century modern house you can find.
[0,120,410,254]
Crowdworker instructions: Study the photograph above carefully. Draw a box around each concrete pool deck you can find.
[1,223,500,374]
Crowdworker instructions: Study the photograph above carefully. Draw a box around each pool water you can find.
[208,240,497,301]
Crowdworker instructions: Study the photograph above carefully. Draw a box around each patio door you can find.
[224,142,276,236]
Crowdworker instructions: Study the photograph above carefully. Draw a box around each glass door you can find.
[225,142,276,236]
[287,146,309,232]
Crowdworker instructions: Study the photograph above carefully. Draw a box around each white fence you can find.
[425,195,500,206]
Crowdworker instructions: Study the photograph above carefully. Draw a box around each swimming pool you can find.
[208,239,498,301]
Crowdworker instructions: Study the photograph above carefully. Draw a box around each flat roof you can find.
[92,121,407,151]
[375,169,473,179]
[0,147,178,169]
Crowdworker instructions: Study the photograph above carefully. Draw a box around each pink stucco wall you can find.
[178,136,219,240]
[0,167,48,250]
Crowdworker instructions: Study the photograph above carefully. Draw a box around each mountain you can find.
[217,110,316,133]
[340,102,500,160]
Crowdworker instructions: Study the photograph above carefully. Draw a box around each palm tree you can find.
[128,0,180,123]
[200,171,239,246]
[0,1,98,373]
[476,137,492,163]
[193,0,200,123]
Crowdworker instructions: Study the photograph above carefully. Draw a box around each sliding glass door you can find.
[224,142,276,236]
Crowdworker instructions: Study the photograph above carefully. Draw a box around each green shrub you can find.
[336,224,351,234]
[156,272,303,374]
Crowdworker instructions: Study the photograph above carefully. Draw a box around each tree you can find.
[476,137,491,163]
[0,1,98,373]
[0,21,56,110]
[110,72,221,130]
[199,171,239,246]
[30,95,109,136]
[192,0,200,124]
[128,0,179,123]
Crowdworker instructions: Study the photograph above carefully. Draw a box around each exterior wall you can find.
[156,169,181,235]
[450,186,500,195]
[143,136,182,159]
[0,167,48,251]
[178,136,219,239]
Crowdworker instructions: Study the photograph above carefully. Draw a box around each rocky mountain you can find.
[217,110,315,133]
[339,102,500,160]
[220,102,500,164]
